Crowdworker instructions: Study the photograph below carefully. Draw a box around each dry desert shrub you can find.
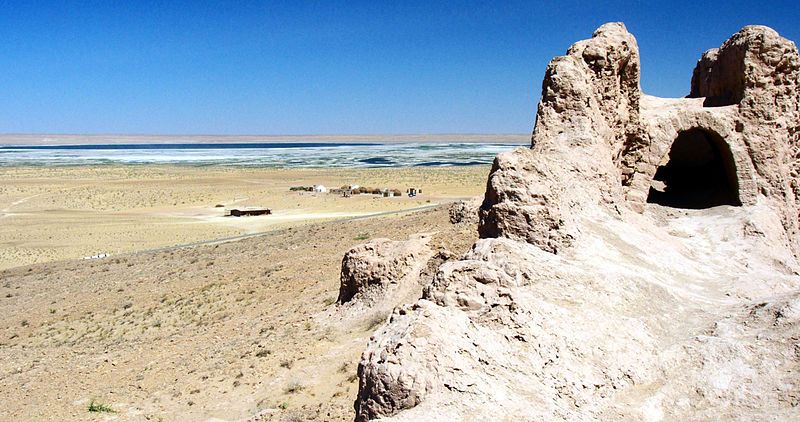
[87,400,114,413]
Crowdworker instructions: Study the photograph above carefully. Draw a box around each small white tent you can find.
[313,185,328,193]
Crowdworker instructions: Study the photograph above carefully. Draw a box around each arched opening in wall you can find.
[647,128,741,209]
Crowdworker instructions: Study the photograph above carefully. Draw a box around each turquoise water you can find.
[0,142,522,167]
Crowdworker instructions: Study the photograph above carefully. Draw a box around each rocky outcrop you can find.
[355,23,800,421]
[338,235,433,305]
[447,198,481,225]
[479,23,643,252]
[357,208,800,421]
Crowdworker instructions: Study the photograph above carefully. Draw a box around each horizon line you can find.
[0,132,530,137]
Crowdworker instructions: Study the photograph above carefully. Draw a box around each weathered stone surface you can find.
[690,25,799,109]
[358,210,800,420]
[687,25,800,250]
[479,23,641,253]
[447,198,481,225]
[355,23,800,421]
[338,235,432,304]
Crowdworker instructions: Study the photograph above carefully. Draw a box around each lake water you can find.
[0,142,523,167]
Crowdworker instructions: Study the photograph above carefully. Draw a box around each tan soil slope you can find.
[0,205,477,421]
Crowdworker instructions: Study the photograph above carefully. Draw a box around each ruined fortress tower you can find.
[354,23,800,421]
[479,22,799,255]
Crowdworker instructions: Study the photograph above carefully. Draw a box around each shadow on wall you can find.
[647,128,741,209]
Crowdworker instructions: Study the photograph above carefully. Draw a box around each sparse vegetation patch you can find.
[88,399,115,413]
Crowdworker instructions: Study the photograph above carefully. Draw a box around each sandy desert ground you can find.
[0,198,478,421]
[0,164,488,420]
[0,165,490,270]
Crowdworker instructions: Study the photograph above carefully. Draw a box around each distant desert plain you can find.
[0,164,491,270]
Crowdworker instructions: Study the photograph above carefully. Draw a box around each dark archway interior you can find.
[647,128,741,209]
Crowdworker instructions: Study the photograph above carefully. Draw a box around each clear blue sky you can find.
[1,1,798,135]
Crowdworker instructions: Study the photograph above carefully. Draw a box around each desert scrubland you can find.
[0,168,481,421]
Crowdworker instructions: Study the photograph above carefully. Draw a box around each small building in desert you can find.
[330,188,353,196]
[226,207,271,217]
